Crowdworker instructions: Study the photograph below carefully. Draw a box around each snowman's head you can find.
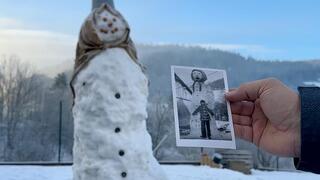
[93,3,129,43]
[191,69,207,83]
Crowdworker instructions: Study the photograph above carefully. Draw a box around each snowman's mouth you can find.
[99,28,109,34]
[99,27,119,34]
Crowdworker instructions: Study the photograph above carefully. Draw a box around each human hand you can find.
[225,78,301,157]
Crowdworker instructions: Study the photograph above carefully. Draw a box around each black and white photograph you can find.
[171,66,236,149]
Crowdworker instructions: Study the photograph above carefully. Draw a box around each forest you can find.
[1,44,320,169]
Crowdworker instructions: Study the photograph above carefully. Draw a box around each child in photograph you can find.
[192,100,214,139]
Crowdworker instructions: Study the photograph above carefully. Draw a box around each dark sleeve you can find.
[192,106,200,115]
[295,87,320,173]
[207,108,214,116]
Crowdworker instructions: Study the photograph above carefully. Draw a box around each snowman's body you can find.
[71,4,167,180]
[73,48,166,180]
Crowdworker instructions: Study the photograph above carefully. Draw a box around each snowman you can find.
[70,3,167,180]
[190,69,217,136]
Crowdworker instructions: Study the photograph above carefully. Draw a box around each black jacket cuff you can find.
[296,87,320,173]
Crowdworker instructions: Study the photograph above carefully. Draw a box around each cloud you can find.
[0,18,23,28]
[0,18,77,69]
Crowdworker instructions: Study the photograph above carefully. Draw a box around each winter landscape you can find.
[1,0,320,179]
[1,44,320,179]
[2,44,320,164]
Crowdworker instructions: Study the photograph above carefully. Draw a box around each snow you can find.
[304,80,320,87]
[0,166,72,180]
[0,165,319,180]
[165,166,319,180]
[72,48,167,179]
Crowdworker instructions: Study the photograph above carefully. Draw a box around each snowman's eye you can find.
[103,17,108,22]
[113,18,116,22]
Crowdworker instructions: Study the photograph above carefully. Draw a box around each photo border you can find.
[171,65,236,149]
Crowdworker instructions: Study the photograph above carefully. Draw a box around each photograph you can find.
[171,66,236,149]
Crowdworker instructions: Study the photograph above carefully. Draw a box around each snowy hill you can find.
[39,44,320,85]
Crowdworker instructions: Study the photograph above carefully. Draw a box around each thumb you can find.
[225,79,269,102]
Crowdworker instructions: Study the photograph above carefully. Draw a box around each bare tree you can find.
[0,69,4,124]
[0,55,42,160]
[147,93,173,158]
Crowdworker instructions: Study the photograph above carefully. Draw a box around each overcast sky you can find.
[0,0,319,69]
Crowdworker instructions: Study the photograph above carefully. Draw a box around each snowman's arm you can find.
[192,106,201,115]
[174,73,192,95]
[208,107,215,116]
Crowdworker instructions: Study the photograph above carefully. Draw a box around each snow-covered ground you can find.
[304,80,320,87]
[0,165,319,180]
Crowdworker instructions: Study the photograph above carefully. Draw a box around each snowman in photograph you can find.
[190,69,218,137]
[190,69,208,132]
[70,3,167,180]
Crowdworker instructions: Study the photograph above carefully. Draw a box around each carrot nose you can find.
[108,23,113,27]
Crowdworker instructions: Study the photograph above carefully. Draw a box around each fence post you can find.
[58,101,63,162]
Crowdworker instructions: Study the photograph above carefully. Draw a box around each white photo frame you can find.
[171,65,236,149]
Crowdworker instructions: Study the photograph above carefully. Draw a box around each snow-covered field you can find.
[0,165,319,180]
